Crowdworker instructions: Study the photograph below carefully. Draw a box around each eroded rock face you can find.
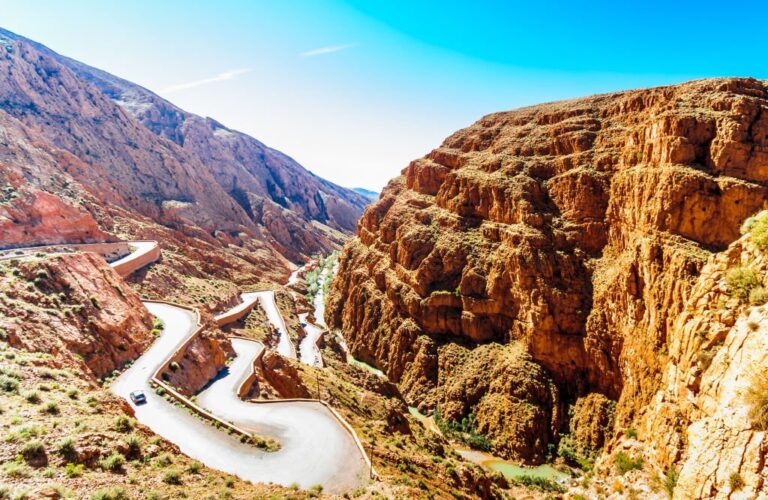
[327,78,768,463]
[437,343,560,462]
[0,252,153,378]
[636,231,768,499]
[0,170,109,248]
[162,329,233,395]
[257,351,311,399]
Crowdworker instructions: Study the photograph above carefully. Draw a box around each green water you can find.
[485,460,569,481]
[407,406,569,483]
[347,354,386,378]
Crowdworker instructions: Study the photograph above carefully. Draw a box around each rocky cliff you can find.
[327,77,768,489]
[0,27,366,278]
[0,252,153,379]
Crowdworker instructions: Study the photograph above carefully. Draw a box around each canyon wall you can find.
[327,78,768,473]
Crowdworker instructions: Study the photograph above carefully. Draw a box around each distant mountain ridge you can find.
[351,187,379,200]
[0,27,367,275]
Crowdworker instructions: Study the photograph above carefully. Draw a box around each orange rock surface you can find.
[0,252,153,378]
[327,78,768,468]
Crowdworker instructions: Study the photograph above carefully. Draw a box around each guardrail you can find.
[231,336,376,478]
[214,294,260,326]
[0,240,160,278]
[148,299,375,476]
[111,241,161,277]
[0,241,130,262]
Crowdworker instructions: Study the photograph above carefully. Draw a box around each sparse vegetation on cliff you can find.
[0,342,300,498]
[614,451,643,475]
[725,265,762,302]
[745,371,768,430]
[747,215,768,251]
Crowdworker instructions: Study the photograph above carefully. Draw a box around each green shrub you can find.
[154,453,173,467]
[99,452,126,472]
[162,468,182,485]
[89,295,100,309]
[741,216,757,235]
[662,467,679,498]
[557,436,595,471]
[433,408,491,451]
[124,434,142,457]
[41,401,59,415]
[510,475,565,493]
[57,436,76,457]
[0,375,19,393]
[749,286,768,305]
[729,472,745,491]
[20,440,45,461]
[65,463,83,478]
[186,461,202,474]
[726,266,761,302]
[308,484,324,497]
[90,487,127,500]
[113,416,133,433]
[746,371,768,430]
[615,451,643,475]
[24,391,41,404]
[624,427,638,439]
[2,460,30,478]
[169,361,180,372]
[748,215,768,251]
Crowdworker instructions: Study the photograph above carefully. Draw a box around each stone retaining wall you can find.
[112,241,161,277]
[232,336,376,478]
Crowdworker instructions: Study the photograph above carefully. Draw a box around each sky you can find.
[1,0,767,191]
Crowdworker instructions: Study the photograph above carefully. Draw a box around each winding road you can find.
[253,290,296,358]
[113,303,366,492]
[196,338,365,490]
[5,240,368,491]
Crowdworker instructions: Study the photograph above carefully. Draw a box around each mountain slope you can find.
[327,78,768,493]
[0,27,366,284]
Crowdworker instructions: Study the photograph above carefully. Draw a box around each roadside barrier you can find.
[144,300,270,447]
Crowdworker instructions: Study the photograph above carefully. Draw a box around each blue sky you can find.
[2,1,765,191]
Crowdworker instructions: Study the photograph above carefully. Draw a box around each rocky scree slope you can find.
[327,78,768,471]
[0,252,153,379]
[0,27,366,272]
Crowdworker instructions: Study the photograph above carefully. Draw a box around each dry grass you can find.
[725,265,761,302]
[0,343,299,499]
[745,371,768,430]
[748,215,768,252]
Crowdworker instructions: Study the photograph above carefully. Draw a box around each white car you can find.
[129,390,147,405]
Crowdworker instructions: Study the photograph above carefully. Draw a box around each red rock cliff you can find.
[0,252,154,379]
[327,78,768,464]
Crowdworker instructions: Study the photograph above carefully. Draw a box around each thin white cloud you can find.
[300,44,356,58]
[161,69,251,94]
